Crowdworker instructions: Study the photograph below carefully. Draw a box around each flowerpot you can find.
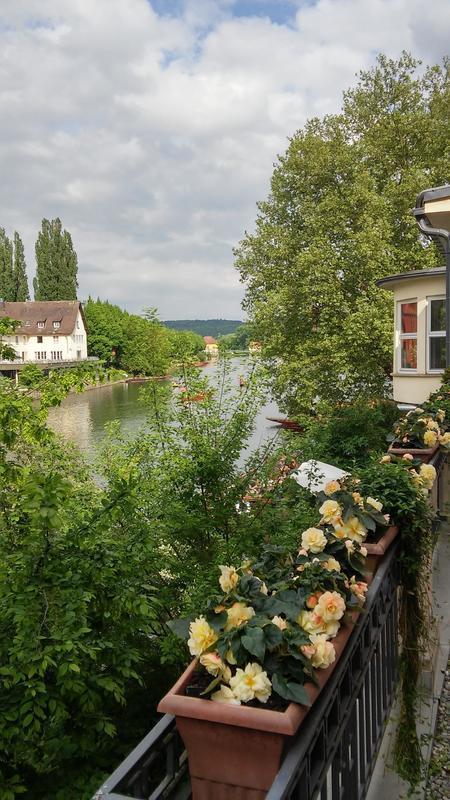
[364,525,399,576]
[387,443,439,463]
[158,622,355,799]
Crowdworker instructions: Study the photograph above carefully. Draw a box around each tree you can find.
[13,231,29,301]
[121,314,172,376]
[34,218,78,300]
[84,297,126,365]
[235,54,450,412]
[0,227,14,301]
[0,316,19,360]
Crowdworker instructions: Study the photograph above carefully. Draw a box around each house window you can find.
[25,320,31,327]
[53,335,59,342]
[34,351,47,361]
[428,296,446,371]
[399,300,417,371]
[53,321,61,329]
[37,321,45,329]
[15,336,19,344]
[37,335,43,344]
[51,351,63,361]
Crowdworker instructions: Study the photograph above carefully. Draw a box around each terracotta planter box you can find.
[387,443,439,463]
[158,622,355,799]
[364,525,399,576]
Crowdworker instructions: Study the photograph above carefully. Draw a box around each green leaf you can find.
[272,674,311,706]
[167,616,192,640]
[263,623,283,649]
[241,627,266,661]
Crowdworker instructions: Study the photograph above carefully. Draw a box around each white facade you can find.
[0,302,88,365]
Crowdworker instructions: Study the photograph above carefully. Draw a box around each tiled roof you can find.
[0,300,85,336]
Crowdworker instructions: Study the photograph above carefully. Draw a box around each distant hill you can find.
[163,319,244,337]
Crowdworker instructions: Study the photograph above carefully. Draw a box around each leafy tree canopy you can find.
[235,53,450,412]
[34,218,78,301]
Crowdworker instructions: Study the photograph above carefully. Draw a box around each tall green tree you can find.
[235,54,450,412]
[0,227,14,301]
[12,231,29,301]
[34,218,78,300]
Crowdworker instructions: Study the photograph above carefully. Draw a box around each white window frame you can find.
[397,299,418,373]
[53,321,61,329]
[427,294,446,374]
[37,321,45,329]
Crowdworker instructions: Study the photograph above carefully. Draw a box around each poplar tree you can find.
[33,218,78,300]
[0,228,14,301]
[12,232,29,301]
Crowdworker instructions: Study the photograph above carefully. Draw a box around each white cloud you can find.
[0,0,448,317]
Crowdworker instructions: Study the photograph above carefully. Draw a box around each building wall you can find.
[4,310,88,363]
[390,274,445,405]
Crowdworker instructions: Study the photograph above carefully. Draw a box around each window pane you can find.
[401,339,417,369]
[401,302,417,333]
[430,299,446,332]
[430,336,446,370]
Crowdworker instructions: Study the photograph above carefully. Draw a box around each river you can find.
[47,357,282,463]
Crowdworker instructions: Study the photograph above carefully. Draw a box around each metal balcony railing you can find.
[94,450,447,800]
[93,541,400,800]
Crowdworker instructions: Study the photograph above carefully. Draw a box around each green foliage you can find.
[121,315,171,376]
[0,228,14,301]
[84,297,126,366]
[163,319,243,337]
[168,328,205,361]
[0,316,19,361]
[12,232,29,302]
[218,323,255,352]
[356,459,434,787]
[235,53,450,412]
[33,218,78,301]
[295,399,401,470]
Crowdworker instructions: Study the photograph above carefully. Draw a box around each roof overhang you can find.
[376,267,446,291]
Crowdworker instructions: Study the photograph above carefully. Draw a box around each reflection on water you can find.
[47,358,281,461]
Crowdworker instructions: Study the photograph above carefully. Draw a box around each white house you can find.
[0,300,88,364]
[377,267,446,405]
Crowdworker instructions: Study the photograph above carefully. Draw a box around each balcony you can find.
[93,452,448,800]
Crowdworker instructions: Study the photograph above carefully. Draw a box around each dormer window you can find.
[37,321,45,329]
[25,320,31,327]
[53,321,61,330]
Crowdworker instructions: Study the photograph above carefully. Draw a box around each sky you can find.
[0,1,449,319]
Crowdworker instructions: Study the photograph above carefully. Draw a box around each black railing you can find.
[94,542,400,800]
[266,540,399,800]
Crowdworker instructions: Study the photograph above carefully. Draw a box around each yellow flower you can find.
[380,455,391,463]
[440,432,450,445]
[301,527,327,553]
[319,499,343,525]
[366,497,383,512]
[424,430,438,447]
[419,463,436,489]
[316,591,346,622]
[199,652,232,683]
[323,557,341,572]
[334,516,367,543]
[225,602,255,632]
[211,685,241,704]
[229,663,272,703]
[352,492,363,506]
[297,609,326,636]
[219,565,239,593]
[324,480,341,496]
[426,419,439,431]
[360,546,368,557]
[436,409,446,422]
[271,615,288,630]
[188,616,218,657]
[349,576,368,605]
[345,539,355,553]
[403,453,414,461]
[308,634,336,669]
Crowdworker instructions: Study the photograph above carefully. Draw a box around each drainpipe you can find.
[413,190,450,369]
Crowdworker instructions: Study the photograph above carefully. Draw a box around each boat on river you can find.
[266,416,303,432]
